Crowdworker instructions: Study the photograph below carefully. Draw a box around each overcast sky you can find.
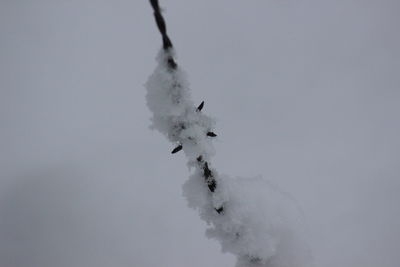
[1,0,399,267]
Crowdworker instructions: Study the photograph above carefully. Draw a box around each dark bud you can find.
[207,132,217,137]
[196,101,204,111]
[196,155,203,162]
[215,206,224,214]
[171,145,182,154]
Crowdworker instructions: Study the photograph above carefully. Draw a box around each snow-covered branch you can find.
[147,0,223,214]
[146,1,312,266]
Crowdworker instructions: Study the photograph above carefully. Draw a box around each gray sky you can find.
[1,0,399,267]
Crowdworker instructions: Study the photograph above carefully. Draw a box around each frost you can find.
[145,50,216,160]
[145,49,312,267]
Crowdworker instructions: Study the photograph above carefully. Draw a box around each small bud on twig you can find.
[215,207,224,214]
[171,145,183,154]
[207,132,217,137]
[196,101,204,111]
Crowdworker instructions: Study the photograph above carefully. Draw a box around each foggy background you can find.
[1,0,399,266]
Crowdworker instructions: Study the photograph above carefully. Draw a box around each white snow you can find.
[146,48,313,267]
